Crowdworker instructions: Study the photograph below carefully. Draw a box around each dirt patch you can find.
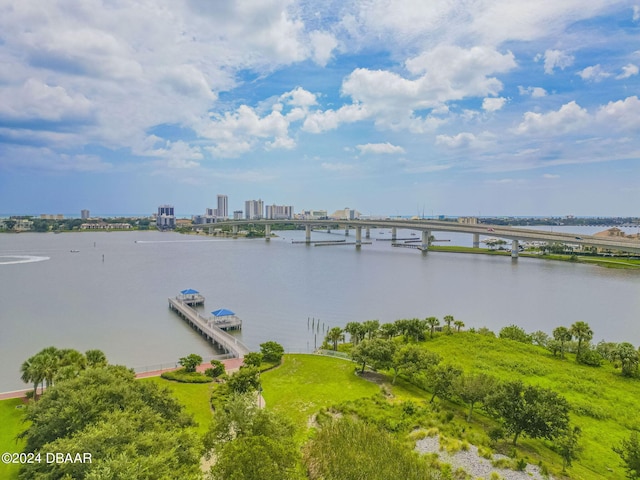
[357,371,387,384]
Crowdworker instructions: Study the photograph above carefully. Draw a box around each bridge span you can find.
[211,219,640,257]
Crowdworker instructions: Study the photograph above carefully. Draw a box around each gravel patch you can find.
[415,436,553,480]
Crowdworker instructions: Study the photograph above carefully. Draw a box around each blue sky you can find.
[0,1,639,217]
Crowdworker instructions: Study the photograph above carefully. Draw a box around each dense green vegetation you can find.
[428,245,640,269]
[4,327,640,479]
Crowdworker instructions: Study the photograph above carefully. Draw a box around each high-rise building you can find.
[156,205,176,229]
[244,199,264,220]
[265,204,294,220]
[233,210,243,220]
[217,195,228,219]
[81,209,90,219]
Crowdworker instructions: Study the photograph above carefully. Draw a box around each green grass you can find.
[140,377,214,436]
[0,398,27,480]
[418,332,638,479]
[260,354,379,437]
[429,245,640,269]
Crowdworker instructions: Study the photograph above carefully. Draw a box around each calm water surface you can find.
[1,228,639,391]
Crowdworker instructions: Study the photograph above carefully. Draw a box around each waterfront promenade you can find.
[0,357,246,400]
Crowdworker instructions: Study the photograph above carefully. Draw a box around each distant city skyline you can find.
[0,2,639,216]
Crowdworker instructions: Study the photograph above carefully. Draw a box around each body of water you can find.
[1,227,639,391]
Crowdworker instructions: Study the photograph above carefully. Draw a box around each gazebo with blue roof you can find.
[209,308,242,331]
[177,288,205,306]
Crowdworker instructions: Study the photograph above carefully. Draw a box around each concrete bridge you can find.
[212,218,640,257]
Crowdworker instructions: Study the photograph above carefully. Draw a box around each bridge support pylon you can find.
[356,226,362,248]
[344,225,349,236]
[421,230,430,251]
[305,225,311,244]
[511,239,519,258]
[392,227,397,242]
[232,225,238,239]
[265,224,271,240]
[365,227,370,239]
[473,233,480,249]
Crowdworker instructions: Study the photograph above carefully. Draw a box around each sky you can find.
[0,1,639,217]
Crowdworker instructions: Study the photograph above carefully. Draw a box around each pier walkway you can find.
[168,297,250,358]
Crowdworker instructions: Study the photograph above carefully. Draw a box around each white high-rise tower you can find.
[217,194,228,219]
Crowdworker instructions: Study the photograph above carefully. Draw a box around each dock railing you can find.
[168,297,251,358]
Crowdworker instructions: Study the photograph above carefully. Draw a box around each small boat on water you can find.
[70,249,80,253]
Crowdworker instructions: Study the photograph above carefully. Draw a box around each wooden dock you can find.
[168,297,250,358]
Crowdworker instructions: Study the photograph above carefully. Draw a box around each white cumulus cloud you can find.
[541,49,574,74]
[356,143,405,155]
[578,64,611,82]
[616,63,639,79]
[482,97,507,112]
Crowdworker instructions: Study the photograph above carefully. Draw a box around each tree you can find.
[613,343,640,377]
[260,341,285,363]
[326,327,344,351]
[570,321,593,359]
[379,322,398,339]
[227,366,261,393]
[553,326,572,359]
[351,338,396,374]
[3,219,18,231]
[555,425,583,472]
[425,317,440,338]
[486,380,570,446]
[391,344,441,385]
[362,319,380,339]
[85,349,108,368]
[207,359,226,378]
[499,325,531,343]
[244,352,264,368]
[530,330,549,347]
[206,393,300,480]
[19,366,201,480]
[344,322,365,345]
[614,431,640,479]
[453,320,465,333]
[455,372,498,421]
[20,356,45,398]
[179,353,203,373]
[443,315,455,334]
[401,318,425,342]
[425,364,462,403]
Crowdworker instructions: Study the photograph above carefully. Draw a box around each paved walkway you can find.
[0,357,246,400]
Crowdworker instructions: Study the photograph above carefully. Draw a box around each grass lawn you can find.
[261,354,380,436]
[420,332,637,479]
[0,398,27,480]
[429,245,640,269]
[140,377,214,436]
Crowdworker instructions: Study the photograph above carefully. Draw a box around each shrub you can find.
[488,426,504,444]
[498,325,532,343]
[208,360,225,377]
[161,368,212,383]
[577,349,603,367]
[260,341,285,363]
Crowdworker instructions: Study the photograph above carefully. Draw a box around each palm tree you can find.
[20,357,44,398]
[326,327,345,351]
[362,320,380,340]
[443,315,454,334]
[553,326,572,359]
[85,349,108,368]
[379,323,398,339]
[570,321,593,359]
[425,317,440,338]
[454,320,465,333]
[344,322,365,345]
